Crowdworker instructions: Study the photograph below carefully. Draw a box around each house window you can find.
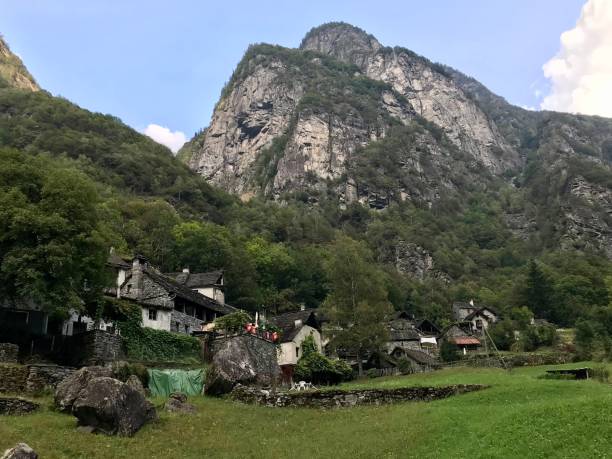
[296,347,300,358]
[475,319,483,329]
[184,324,190,334]
[148,309,157,321]
[126,284,132,293]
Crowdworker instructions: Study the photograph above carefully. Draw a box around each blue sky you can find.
[1,0,587,149]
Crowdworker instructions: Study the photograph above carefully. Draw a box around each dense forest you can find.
[1,32,612,359]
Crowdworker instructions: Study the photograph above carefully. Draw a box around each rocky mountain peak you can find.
[300,22,382,65]
[0,36,40,92]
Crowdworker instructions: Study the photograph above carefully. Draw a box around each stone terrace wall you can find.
[25,364,75,394]
[0,363,75,394]
[0,343,18,363]
[0,364,29,393]
[231,384,487,408]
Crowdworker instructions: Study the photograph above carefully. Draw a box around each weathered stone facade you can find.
[0,397,40,415]
[170,310,203,334]
[0,343,18,363]
[231,384,487,408]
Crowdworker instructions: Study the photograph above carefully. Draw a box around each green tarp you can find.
[148,368,205,397]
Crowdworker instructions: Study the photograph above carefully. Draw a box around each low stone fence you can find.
[231,384,487,408]
[444,352,573,369]
[0,343,18,363]
[0,397,40,415]
[0,363,75,394]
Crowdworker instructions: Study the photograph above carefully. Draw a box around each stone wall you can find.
[0,364,28,393]
[69,330,123,366]
[25,364,75,394]
[0,363,75,394]
[231,384,487,408]
[0,343,18,363]
[0,397,39,415]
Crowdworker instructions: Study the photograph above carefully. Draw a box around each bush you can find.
[214,310,252,333]
[113,362,150,387]
[293,335,354,385]
[397,358,414,375]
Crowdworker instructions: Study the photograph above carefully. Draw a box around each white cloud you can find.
[143,124,186,153]
[541,0,612,117]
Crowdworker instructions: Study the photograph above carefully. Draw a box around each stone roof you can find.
[107,253,131,269]
[269,309,320,343]
[403,348,439,366]
[463,306,499,321]
[166,270,224,288]
[142,268,236,315]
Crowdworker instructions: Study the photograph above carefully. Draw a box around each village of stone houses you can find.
[2,6,612,459]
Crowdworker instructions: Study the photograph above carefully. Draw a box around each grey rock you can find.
[164,392,196,413]
[1,443,38,459]
[71,377,156,437]
[205,335,280,396]
[53,366,113,413]
[125,375,146,398]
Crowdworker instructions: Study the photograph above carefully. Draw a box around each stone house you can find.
[166,269,225,304]
[452,300,499,335]
[440,324,481,355]
[386,312,438,354]
[114,255,236,335]
[268,309,323,383]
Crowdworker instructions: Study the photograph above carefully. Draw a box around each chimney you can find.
[182,267,190,274]
[300,303,306,311]
[130,255,147,298]
[469,299,474,307]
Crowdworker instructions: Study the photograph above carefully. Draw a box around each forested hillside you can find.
[1,29,612,358]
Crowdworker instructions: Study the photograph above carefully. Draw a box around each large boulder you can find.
[205,335,280,396]
[71,377,156,437]
[54,366,112,412]
[1,443,37,459]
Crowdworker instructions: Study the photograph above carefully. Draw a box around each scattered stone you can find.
[205,335,280,396]
[125,375,146,398]
[1,443,38,459]
[72,377,156,437]
[164,392,196,413]
[54,366,112,412]
[76,425,95,434]
[0,398,40,416]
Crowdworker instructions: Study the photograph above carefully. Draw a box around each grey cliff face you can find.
[182,23,520,201]
[300,25,520,174]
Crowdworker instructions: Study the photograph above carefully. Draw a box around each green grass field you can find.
[1,362,611,458]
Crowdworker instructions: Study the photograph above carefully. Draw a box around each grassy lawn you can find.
[1,362,611,458]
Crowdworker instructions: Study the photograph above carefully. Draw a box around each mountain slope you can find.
[180,22,612,258]
[0,36,40,91]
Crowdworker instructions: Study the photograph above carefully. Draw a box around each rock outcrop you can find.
[0,38,40,92]
[205,335,280,396]
[71,377,156,437]
[54,366,113,413]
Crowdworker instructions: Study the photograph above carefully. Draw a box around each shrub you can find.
[214,310,252,333]
[293,335,354,385]
[397,358,414,375]
[113,362,150,387]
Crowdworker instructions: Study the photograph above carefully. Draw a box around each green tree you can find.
[522,259,554,320]
[0,149,109,318]
[322,236,392,376]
